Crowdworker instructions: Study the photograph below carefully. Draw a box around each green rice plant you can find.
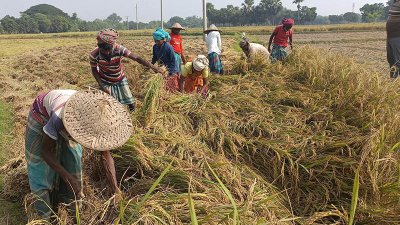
[349,167,360,225]
[205,160,239,225]
[126,162,173,223]
[188,179,198,225]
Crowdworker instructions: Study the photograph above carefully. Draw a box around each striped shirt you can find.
[89,44,132,84]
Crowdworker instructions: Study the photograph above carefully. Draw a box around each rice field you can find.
[0,26,398,224]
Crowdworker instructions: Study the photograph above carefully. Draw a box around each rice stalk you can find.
[188,179,198,225]
[206,160,239,225]
[140,74,164,126]
[349,167,360,225]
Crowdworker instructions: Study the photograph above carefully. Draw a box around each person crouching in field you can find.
[25,90,132,221]
[179,55,210,97]
[152,27,180,92]
[205,24,224,75]
[90,28,163,112]
[239,38,270,61]
[169,23,187,73]
[268,18,294,62]
[387,0,400,78]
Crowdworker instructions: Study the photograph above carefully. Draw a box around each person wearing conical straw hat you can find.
[25,89,132,221]
[152,27,180,92]
[169,23,187,73]
[90,28,164,112]
[179,55,210,97]
[268,18,294,62]
[387,0,400,78]
[204,24,224,75]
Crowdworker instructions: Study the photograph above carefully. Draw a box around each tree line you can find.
[0,1,396,34]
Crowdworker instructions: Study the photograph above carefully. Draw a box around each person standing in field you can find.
[169,23,187,73]
[152,27,180,92]
[25,90,132,221]
[239,38,270,61]
[179,55,210,97]
[268,18,294,62]
[387,0,400,78]
[204,24,224,75]
[90,28,163,112]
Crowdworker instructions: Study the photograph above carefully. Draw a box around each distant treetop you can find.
[23,4,69,18]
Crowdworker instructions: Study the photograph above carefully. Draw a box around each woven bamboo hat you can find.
[169,23,186,30]
[62,90,133,151]
[203,24,221,34]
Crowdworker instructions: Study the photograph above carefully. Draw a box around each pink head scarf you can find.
[282,18,295,26]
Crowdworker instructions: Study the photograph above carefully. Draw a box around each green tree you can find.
[329,15,345,24]
[23,4,69,18]
[255,0,283,25]
[299,6,317,24]
[105,13,122,28]
[17,14,39,33]
[292,0,304,22]
[360,3,385,22]
[241,0,255,25]
[0,23,4,34]
[184,16,202,28]
[0,16,19,33]
[343,12,361,23]
[166,16,185,28]
[50,16,71,32]
[33,13,51,33]
[207,3,220,25]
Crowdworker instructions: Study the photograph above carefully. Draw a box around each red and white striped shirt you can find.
[89,44,132,84]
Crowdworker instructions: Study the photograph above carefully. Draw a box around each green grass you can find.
[0,100,26,224]
[0,37,93,57]
[0,100,13,164]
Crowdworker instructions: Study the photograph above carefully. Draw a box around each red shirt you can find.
[273,25,293,47]
[169,33,185,59]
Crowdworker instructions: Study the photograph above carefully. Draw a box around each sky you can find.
[0,0,389,23]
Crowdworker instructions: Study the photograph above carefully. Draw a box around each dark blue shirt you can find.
[152,42,178,75]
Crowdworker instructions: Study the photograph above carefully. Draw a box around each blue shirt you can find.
[152,42,178,75]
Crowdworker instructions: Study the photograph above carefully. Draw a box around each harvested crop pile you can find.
[3,44,399,224]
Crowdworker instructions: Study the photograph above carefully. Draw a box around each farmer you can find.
[239,38,270,61]
[152,27,180,91]
[90,28,163,112]
[268,18,294,62]
[204,24,224,75]
[179,55,210,97]
[169,23,187,73]
[25,90,132,221]
[387,0,400,78]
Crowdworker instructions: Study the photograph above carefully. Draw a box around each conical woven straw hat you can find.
[204,24,221,33]
[169,23,185,30]
[63,90,133,151]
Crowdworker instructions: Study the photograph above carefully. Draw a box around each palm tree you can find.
[292,0,304,23]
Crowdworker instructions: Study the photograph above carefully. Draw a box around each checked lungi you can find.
[208,52,224,75]
[25,111,82,220]
[102,76,135,105]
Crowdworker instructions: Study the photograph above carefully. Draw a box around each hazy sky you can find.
[0,0,389,22]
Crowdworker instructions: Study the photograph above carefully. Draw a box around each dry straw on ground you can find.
[2,45,400,224]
